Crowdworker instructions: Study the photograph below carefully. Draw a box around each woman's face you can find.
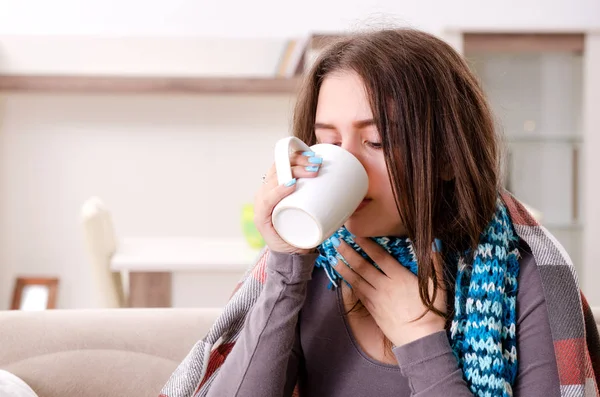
[315,71,407,238]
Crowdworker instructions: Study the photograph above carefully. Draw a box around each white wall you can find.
[0,94,293,309]
[1,0,599,37]
[0,36,285,76]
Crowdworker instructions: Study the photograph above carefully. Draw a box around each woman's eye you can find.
[320,140,341,146]
[315,136,340,146]
[367,141,383,149]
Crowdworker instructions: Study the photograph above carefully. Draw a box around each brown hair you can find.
[293,28,500,319]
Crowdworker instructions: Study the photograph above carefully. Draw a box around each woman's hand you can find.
[254,150,322,255]
[331,236,446,347]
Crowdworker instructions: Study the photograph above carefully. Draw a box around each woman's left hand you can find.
[332,236,447,347]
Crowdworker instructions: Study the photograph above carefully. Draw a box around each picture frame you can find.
[10,277,59,311]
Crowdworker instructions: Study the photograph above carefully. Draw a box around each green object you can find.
[241,204,265,249]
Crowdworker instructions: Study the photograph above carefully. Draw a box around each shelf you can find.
[463,33,585,53]
[505,136,583,144]
[0,75,302,94]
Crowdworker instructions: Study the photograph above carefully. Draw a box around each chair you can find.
[80,197,127,308]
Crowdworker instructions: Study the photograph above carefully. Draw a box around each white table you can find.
[111,238,262,307]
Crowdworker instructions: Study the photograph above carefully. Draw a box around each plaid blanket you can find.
[160,192,600,396]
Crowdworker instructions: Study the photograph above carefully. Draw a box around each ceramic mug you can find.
[272,136,369,249]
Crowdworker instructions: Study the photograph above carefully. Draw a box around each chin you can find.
[344,212,407,238]
[344,217,386,238]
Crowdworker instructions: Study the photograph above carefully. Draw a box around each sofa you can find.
[2,307,600,397]
[0,308,221,397]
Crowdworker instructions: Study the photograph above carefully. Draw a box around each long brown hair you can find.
[293,28,500,319]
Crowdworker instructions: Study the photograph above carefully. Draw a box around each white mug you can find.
[272,136,369,249]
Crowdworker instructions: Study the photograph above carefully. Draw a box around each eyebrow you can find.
[314,119,375,130]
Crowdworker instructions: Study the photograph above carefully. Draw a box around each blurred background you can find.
[0,0,599,311]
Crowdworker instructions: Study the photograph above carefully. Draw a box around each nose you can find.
[341,138,359,155]
[341,139,365,164]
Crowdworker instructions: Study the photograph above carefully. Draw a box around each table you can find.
[111,237,261,307]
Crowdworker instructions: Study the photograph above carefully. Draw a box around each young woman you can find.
[161,28,599,397]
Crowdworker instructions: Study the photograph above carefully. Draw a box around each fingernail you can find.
[284,178,297,187]
[308,157,323,164]
[331,236,341,248]
[328,255,338,267]
[305,165,319,172]
[302,151,315,157]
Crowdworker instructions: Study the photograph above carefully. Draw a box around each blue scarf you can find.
[315,199,520,396]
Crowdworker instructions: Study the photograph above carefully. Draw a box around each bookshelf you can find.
[463,33,584,53]
[461,31,586,271]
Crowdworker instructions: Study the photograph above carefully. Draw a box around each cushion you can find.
[0,370,38,397]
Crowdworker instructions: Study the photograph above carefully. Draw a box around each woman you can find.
[161,29,599,397]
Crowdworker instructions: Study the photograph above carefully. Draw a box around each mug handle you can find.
[274,137,313,185]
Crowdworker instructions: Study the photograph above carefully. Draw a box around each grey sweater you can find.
[207,246,560,396]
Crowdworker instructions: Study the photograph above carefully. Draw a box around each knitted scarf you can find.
[314,199,520,396]
[160,192,600,397]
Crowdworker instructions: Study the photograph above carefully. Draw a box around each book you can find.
[276,35,311,78]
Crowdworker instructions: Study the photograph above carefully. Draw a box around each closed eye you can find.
[316,140,341,146]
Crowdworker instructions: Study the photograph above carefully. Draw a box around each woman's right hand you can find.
[254,150,322,255]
